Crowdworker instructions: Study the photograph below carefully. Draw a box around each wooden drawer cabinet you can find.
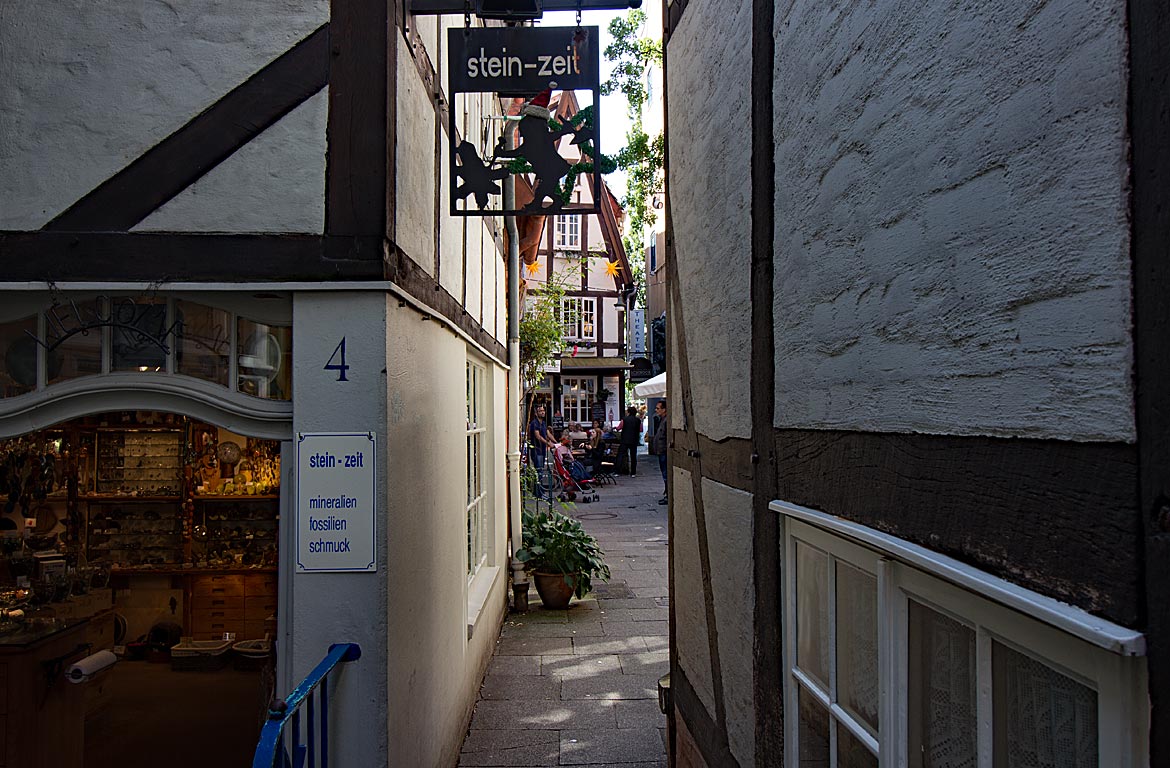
[193,575,245,597]
[244,575,277,595]
[191,595,244,612]
[189,573,275,640]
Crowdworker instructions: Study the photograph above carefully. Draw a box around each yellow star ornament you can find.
[604,260,621,278]
[525,261,542,276]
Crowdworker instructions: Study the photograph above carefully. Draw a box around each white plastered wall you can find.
[772,0,1133,442]
[384,299,508,767]
[291,291,391,768]
[0,0,328,231]
[664,0,754,442]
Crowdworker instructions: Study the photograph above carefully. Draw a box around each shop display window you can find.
[0,295,294,402]
[237,318,292,400]
[176,301,231,387]
[110,298,169,373]
[0,315,38,397]
[45,299,103,385]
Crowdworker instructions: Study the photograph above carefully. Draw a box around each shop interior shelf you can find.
[195,495,280,501]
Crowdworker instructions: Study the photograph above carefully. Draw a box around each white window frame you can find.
[555,214,581,249]
[562,297,596,341]
[777,501,1149,768]
[560,376,595,426]
[465,358,488,578]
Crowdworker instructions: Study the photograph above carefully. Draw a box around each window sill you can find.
[467,565,502,641]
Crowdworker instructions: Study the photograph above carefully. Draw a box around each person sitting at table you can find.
[554,434,592,481]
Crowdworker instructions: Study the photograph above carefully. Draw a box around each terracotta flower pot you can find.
[533,571,579,610]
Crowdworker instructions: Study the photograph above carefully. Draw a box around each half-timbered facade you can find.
[663,0,1166,766]
[1,3,510,766]
[524,92,635,426]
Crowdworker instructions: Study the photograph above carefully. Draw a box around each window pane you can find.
[837,725,878,768]
[795,540,829,688]
[908,601,977,768]
[175,301,230,386]
[836,562,879,733]
[993,642,1098,768]
[0,315,38,396]
[238,319,292,400]
[110,298,168,372]
[45,300,103,385]
[797,684,830,767]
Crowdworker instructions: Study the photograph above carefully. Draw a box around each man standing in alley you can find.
[528,404,554,497]
[619,405,642,476]
[652,400,668,505]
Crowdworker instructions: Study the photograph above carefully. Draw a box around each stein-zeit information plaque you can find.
[296,432,377,572]
[447,25,601,217]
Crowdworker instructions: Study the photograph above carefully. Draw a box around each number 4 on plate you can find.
[325,338,349,381]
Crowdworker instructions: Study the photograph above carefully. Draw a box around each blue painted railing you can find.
[252,642,362,768]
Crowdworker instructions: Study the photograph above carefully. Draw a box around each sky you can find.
[538,10,634,193]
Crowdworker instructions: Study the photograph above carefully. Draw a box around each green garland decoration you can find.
[499,103,617,205]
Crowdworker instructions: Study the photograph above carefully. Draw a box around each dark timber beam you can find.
[1129,0,1170,758]
[328,0,390,238]
[0,232,383,282]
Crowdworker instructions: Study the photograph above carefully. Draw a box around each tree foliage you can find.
[603,10,664,310]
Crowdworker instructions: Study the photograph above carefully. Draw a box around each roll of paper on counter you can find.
[66,650,117,683]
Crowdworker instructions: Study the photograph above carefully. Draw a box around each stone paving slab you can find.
[558,728,667,765]
[617,651,670,677]
[469,700,618,731]
[560,673,661,701]
[459,729,560,766]
[601,620,669,638]
[497,637,576,656]
[615,700,668,730]
[593,607,669,623]
[571,636,649,655]
[488,655,542,676]
[480,674,562,701]
[503,621,606,638]
[541,654,623,679]
[597,598,662,610]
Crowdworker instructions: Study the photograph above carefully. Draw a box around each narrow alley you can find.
[460,473,670,767]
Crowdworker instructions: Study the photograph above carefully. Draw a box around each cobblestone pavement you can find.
[459,468,670,767]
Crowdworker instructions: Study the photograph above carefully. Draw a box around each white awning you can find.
[632,372,665,398]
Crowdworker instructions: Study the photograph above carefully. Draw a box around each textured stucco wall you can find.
[0,0,328,230]
[292,291,390,768]
[134,90,326,233]
[665,0,754,442]
[772,0,1133,442]
[396,40,438,273]
[702,479,755,767]
[672,468,716,713]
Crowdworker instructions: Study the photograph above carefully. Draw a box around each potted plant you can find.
[516,508,611,609]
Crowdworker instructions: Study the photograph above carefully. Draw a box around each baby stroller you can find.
[551,451,600,503]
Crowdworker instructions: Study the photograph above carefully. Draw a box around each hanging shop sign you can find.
[296,432,377,573]
[447,25,604,217]
[628,356,653,383]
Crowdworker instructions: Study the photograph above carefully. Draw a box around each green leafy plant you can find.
[604,8,664,310]
[516,508,611,599]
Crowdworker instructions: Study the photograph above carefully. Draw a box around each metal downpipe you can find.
[504,125,529,611]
